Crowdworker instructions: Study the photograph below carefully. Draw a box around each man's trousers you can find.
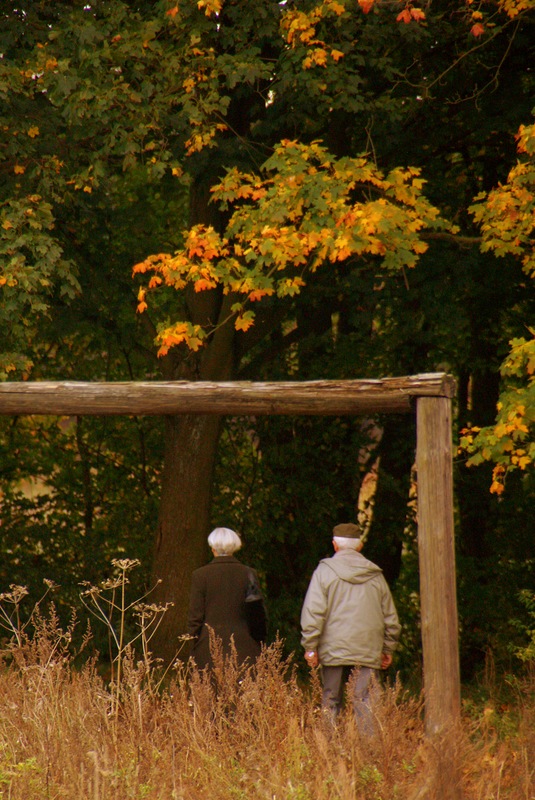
[321,664,379,733]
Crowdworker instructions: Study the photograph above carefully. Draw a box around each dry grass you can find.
[0,618,533,800]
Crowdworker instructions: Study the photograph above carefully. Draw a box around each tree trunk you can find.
[149,413,224,664]
[365,415,416,586]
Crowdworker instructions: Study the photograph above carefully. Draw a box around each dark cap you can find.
[333,523,362,539]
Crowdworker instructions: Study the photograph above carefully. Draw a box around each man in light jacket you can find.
[301,522,400,729]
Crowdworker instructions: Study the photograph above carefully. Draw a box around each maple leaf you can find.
[235,311,255,332]
[471,23,485,37]
[197,0,223,17]
[248,289,272,301]
[183,77,196,94]
[303,48,328,69]
[358,0,374,12]
[136,287,147,313]
[166,6,179,16]
[396,9,412,23]
[325,1,346,14]
[490,465,506,495]
[156,322,205,354]
[410,8,426,21]
[194,278,217,292]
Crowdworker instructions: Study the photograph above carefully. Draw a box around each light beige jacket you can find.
[300,549,401,668]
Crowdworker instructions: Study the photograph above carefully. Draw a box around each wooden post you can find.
[416,396,461,736]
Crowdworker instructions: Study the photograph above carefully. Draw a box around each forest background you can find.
[0,0,534,690]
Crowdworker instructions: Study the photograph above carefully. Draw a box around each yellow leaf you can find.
[235,311,255,332]
[325,1,346,13]
[410,7,426,21]
[413,240,428,254]
[27,126,40,138]
[14,164,25,174]
[183,77,196,93]
[309,48,328,68]
[197,0,222,16]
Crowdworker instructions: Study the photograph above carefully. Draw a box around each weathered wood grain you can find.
[0,373,456,416]
[416,395,461,738]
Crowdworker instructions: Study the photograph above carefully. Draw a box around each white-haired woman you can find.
[187,527,267,669]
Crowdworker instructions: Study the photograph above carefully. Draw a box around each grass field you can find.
[0,611,533,800]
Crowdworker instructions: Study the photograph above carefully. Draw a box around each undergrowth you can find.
[0,569,533,799]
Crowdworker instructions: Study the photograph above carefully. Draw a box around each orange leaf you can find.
[471,23,485,37]
[194,278,217,292]
[248,289,272,302]
[396,8,411,23]
[166,6,179,17]
[358,0,374,12]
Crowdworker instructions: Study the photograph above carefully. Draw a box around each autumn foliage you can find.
[133,140,447,355]
[461,122,535,492]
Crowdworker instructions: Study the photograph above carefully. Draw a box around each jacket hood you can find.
[320,549,383,584]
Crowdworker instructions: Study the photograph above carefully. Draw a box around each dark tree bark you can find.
[149,413,225,662]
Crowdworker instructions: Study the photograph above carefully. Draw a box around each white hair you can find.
[333,536,361,550]
[207,527,242,556]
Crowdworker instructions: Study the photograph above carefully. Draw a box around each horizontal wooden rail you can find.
[0,373,456,416]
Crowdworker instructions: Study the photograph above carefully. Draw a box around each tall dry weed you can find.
[0,614,533,799]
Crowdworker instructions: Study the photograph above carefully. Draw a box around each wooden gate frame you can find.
[0,372,460,736]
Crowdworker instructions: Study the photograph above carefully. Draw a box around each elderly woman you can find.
[187,527,267,670]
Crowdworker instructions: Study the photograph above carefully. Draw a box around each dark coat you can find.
[187,555,267,670]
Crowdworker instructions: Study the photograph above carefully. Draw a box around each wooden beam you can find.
[0,373,456,416]
[416,396,461,738]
